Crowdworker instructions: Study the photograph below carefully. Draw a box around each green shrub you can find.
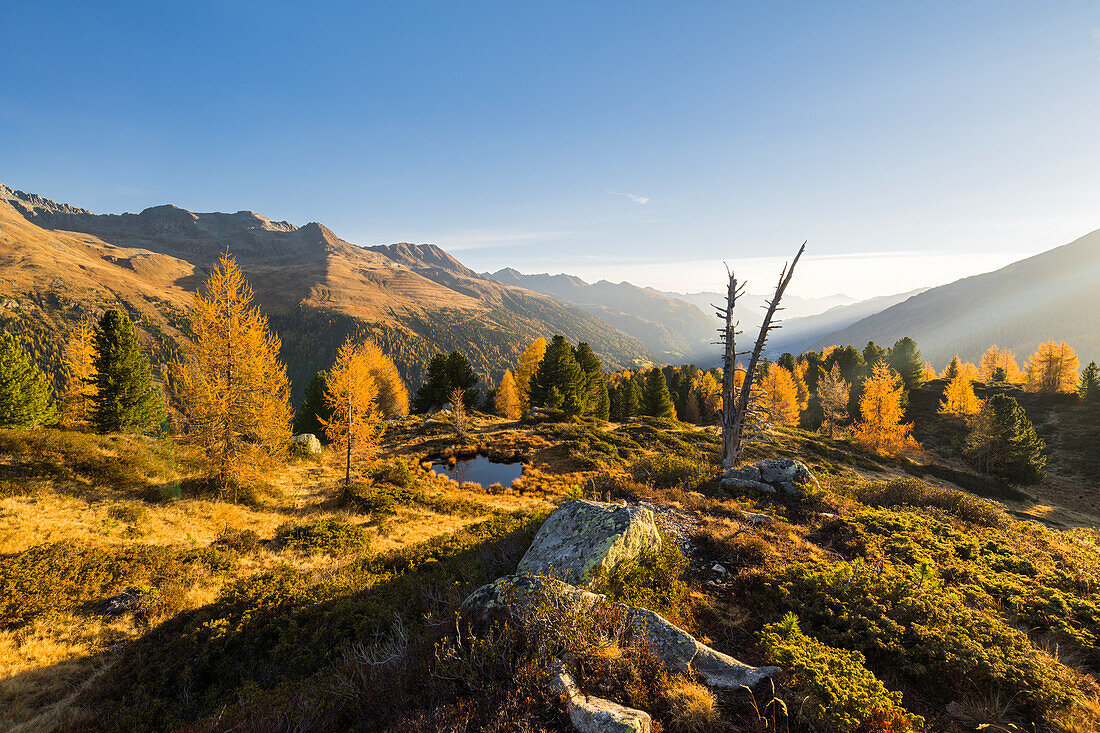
[760,612,922,733]
[589,530,690,619]
[851,478,1008,527]
[369,458,418,488]
[213,527,261,553]
[275,518,368,555]
[629,454,711,490]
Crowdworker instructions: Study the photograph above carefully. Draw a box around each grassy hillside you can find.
[1,410,1097,731]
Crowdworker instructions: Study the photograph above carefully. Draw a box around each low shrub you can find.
[760,612,921,733]
[107,503,148,525]
[213,527,261,553]
[589,530,690,620]
[851,478,1009,527]
[629,454,712,491]
[275,517,368,555]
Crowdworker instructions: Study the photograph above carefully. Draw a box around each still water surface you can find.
[430,455,523,487]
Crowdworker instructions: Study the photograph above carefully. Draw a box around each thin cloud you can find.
[609,191,651,205]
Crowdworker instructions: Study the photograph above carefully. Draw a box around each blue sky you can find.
[3,1,1099,298]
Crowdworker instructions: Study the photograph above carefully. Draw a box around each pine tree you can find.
[760,365,800,426]
[0,330,55,428]
[495,369,522,419]
[979,345,1021,384]
[59,320,97,427]
[531,335,586,415]
[294,370,332,439]
[513,337,547,413]
[944,355,961,381]
[1079,361,1100,401]
[966,394,1045,484]
[642,367,676,419]
[413,354,450,413]
[593,380,611,422]
[852,362,919,458]
[939,372,982,418]
[887,337,924,389]
[823,346,865,385]
[322,338,385,486]
[1025,340,1079,394]
[817,362,850,437]
[574,342,605,415]
[413,351,478,411]
[862,341,887,368]
[167,253,291,487]
[93,309,163,434]
[624,377,645,418]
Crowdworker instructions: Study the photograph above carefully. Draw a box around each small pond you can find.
[429,455,524,488]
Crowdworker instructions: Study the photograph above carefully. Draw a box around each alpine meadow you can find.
[2,4,1100,733]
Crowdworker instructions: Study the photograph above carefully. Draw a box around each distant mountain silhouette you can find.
[485,268,715,362]
[811,229,1100,366]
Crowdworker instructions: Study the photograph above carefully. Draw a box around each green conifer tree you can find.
[624,378,644,418]
[593,380,611,421]
[1079,361,1100,401]
[887,337,924,389]
[643,367,675,418]
[573,342,605,415]
[965,393,1046,484]
[445,350,479,408]
[531,335,586,415]
[413,354,450,412]
[862,341,887,369]
[293,370,332,440]
[92,309,163,434]
[0,330,55,428]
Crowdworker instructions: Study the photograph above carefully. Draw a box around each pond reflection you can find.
[430,455,523,487]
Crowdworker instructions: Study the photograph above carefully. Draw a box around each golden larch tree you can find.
[495,369,521,419]
[513,337,547,413]
[959,361,980,383]
[818,362,850,437]
[697,370,722,422]
[361,339,409,417]
[979,345,1021,383]
[921,361,938,383]
[760,365,800,427]
[939,372,982,418]
[792,361,810,411]
[852,362,919,458]
[1025,340,1080,394]
[323,337,386,486]
[168,252,292,490]
[60,320,97,427]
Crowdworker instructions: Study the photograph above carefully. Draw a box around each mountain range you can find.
[2,179,1096,398]
[0,183,652,399]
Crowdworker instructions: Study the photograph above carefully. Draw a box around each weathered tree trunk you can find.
[719,242,806,469]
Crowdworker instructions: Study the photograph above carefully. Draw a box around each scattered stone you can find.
[461,573,601,627]
[103,588,144,615]
[551,663,653,733]
[721,476,776,493]
[516,500,662,584]
[819,512,837,519]
[743,512,773,526]
[290,433,322,455]
[712,563,726,574]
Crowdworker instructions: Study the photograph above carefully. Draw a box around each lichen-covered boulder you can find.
[290,433,322,455]
[461,574,778,690]
[723,459,817,496]
[551,663,652,733]
[516,500,662,584]
[627,607,779,689]
[460,573,602,626]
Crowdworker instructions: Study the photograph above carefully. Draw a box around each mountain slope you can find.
[485,268,715,362]
[0,183,652,398]
[765,288,927,357]
[813,230,1100,365]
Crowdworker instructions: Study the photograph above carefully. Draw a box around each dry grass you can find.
[659,676,720,732]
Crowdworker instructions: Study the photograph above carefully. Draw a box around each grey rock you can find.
[743,512,773,526]
[551,663,653,733]
[103,587,144,615]
[723,465,760,483]
[757,459,817,489]
[290,433,322,455]
[626,606,779,689]
[721,476,776,494]
[462,574,778,690]
[516,500,662,584]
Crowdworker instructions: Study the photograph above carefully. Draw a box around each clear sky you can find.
[3,1,1099,299]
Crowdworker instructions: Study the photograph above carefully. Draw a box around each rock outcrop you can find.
[516,500,662,584]
[551,663,653,733]
[721,458,817,496]
[290,433,323,456]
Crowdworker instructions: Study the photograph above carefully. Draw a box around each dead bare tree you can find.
[717,242,806,469]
